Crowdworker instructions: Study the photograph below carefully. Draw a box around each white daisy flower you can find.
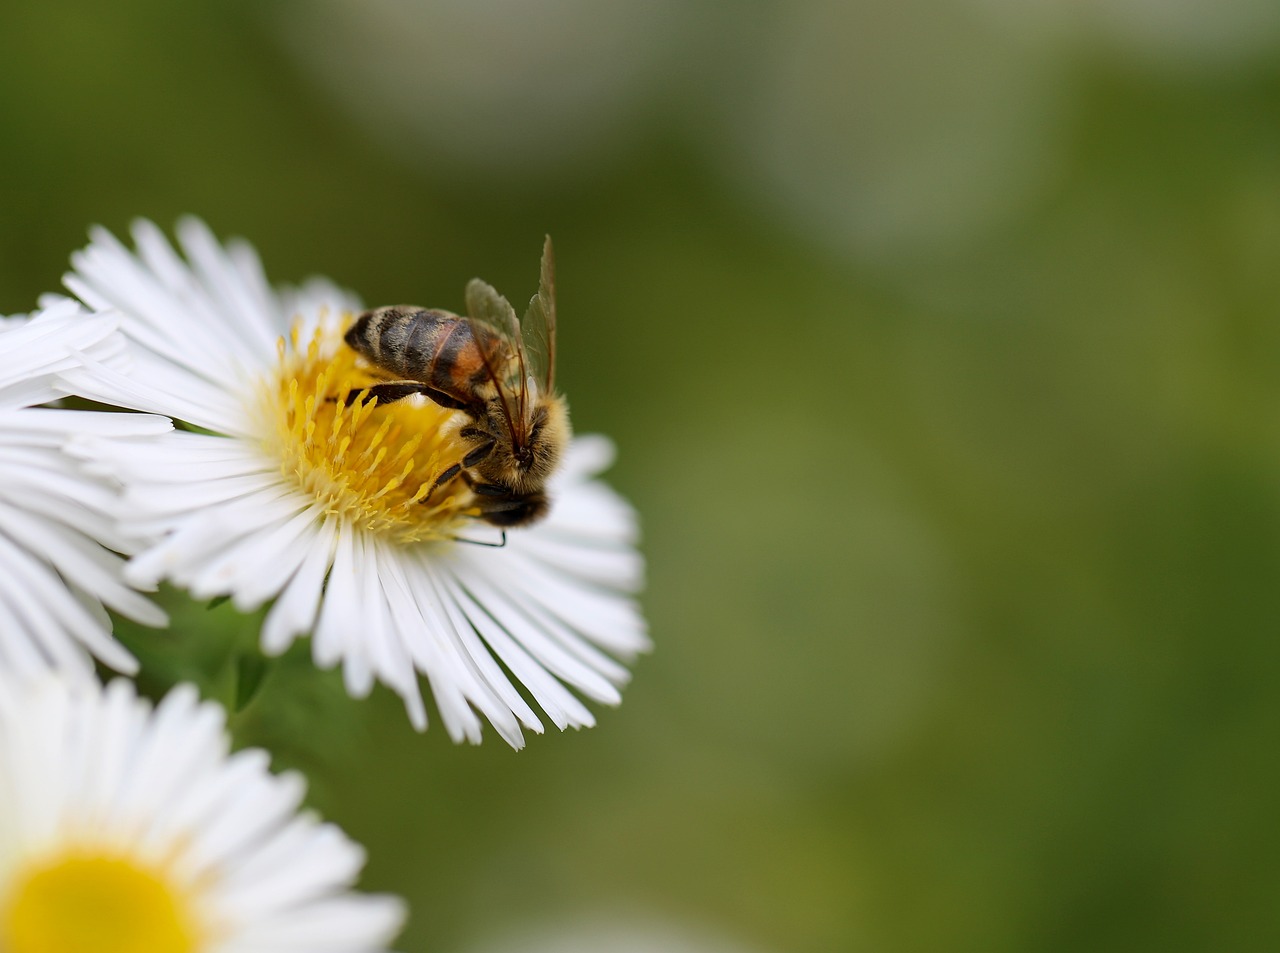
[0,674,406,953]
[0,301,169,682]
[60,218,648,747]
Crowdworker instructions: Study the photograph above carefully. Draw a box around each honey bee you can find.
[343,237,569,530]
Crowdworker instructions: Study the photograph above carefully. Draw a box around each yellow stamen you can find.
[1,851,200,953]
[260,316,476,543]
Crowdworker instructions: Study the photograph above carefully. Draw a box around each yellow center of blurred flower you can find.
[0,852,199,953]
[263,318,476,543]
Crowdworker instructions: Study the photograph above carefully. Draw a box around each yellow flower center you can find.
[0,852,199,953]
[262,317,477,543]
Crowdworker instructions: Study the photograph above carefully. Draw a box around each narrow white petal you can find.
[261,517,337,656]
[459,567,630,694]
[355,534,427,729]
[176,216,285,356]
[419,558,544,739]
[440,572,595,730]
[373,543,486,744]
[312,525,357,671]
[0,504,166,627]
[409,554,533,746]
[490,548,650,656]
[229,894,407,951]
[59,359,248,436]
[0,532,138,674]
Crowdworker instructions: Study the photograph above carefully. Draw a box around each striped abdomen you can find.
[344,307,502,408]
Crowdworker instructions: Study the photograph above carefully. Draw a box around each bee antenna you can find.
[448,530,508,548]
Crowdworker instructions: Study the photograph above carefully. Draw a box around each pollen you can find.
[0,850,201,953]
[261,317,476,543]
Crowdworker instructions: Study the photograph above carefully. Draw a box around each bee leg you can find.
[425,462,463,497]
[343,382,473,410]
[462,440,496,467]
[420,436,497,505]
[441,471,510,547]
[342,382,432,407]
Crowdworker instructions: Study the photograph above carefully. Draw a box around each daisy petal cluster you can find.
[61,218,649,747]
[0,301,169,682]
[0,674,405,953]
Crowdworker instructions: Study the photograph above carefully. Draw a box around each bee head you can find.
[478,491,549,528]
[476,395,570,494]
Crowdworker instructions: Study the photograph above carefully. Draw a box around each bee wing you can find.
[464,278,520,346]
[464,277,527,440]
[520,235,556,396]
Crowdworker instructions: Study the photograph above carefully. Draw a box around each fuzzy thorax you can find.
[472,391,570,495]
[260,318,478,543]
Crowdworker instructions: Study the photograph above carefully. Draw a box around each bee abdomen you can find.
[346,307,460,378]
[346,306,502,409]
[346,307,427,371]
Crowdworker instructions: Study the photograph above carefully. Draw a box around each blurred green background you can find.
[4,1,1280,951]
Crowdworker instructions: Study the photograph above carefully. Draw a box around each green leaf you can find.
[234,651,270,712]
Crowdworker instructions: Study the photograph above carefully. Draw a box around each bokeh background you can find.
[3,1,1280,950]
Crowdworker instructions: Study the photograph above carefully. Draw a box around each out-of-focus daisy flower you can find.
[61,218,648,747]
[0,674,405,953]
[0,301,168,682]
[696,0,1063,264]
[272,0,687,183]
[964,0,1280,74]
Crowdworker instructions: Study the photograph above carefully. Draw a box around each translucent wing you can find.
[520,236,556,396]
[464,278,521,346]
[463,277,527,439]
